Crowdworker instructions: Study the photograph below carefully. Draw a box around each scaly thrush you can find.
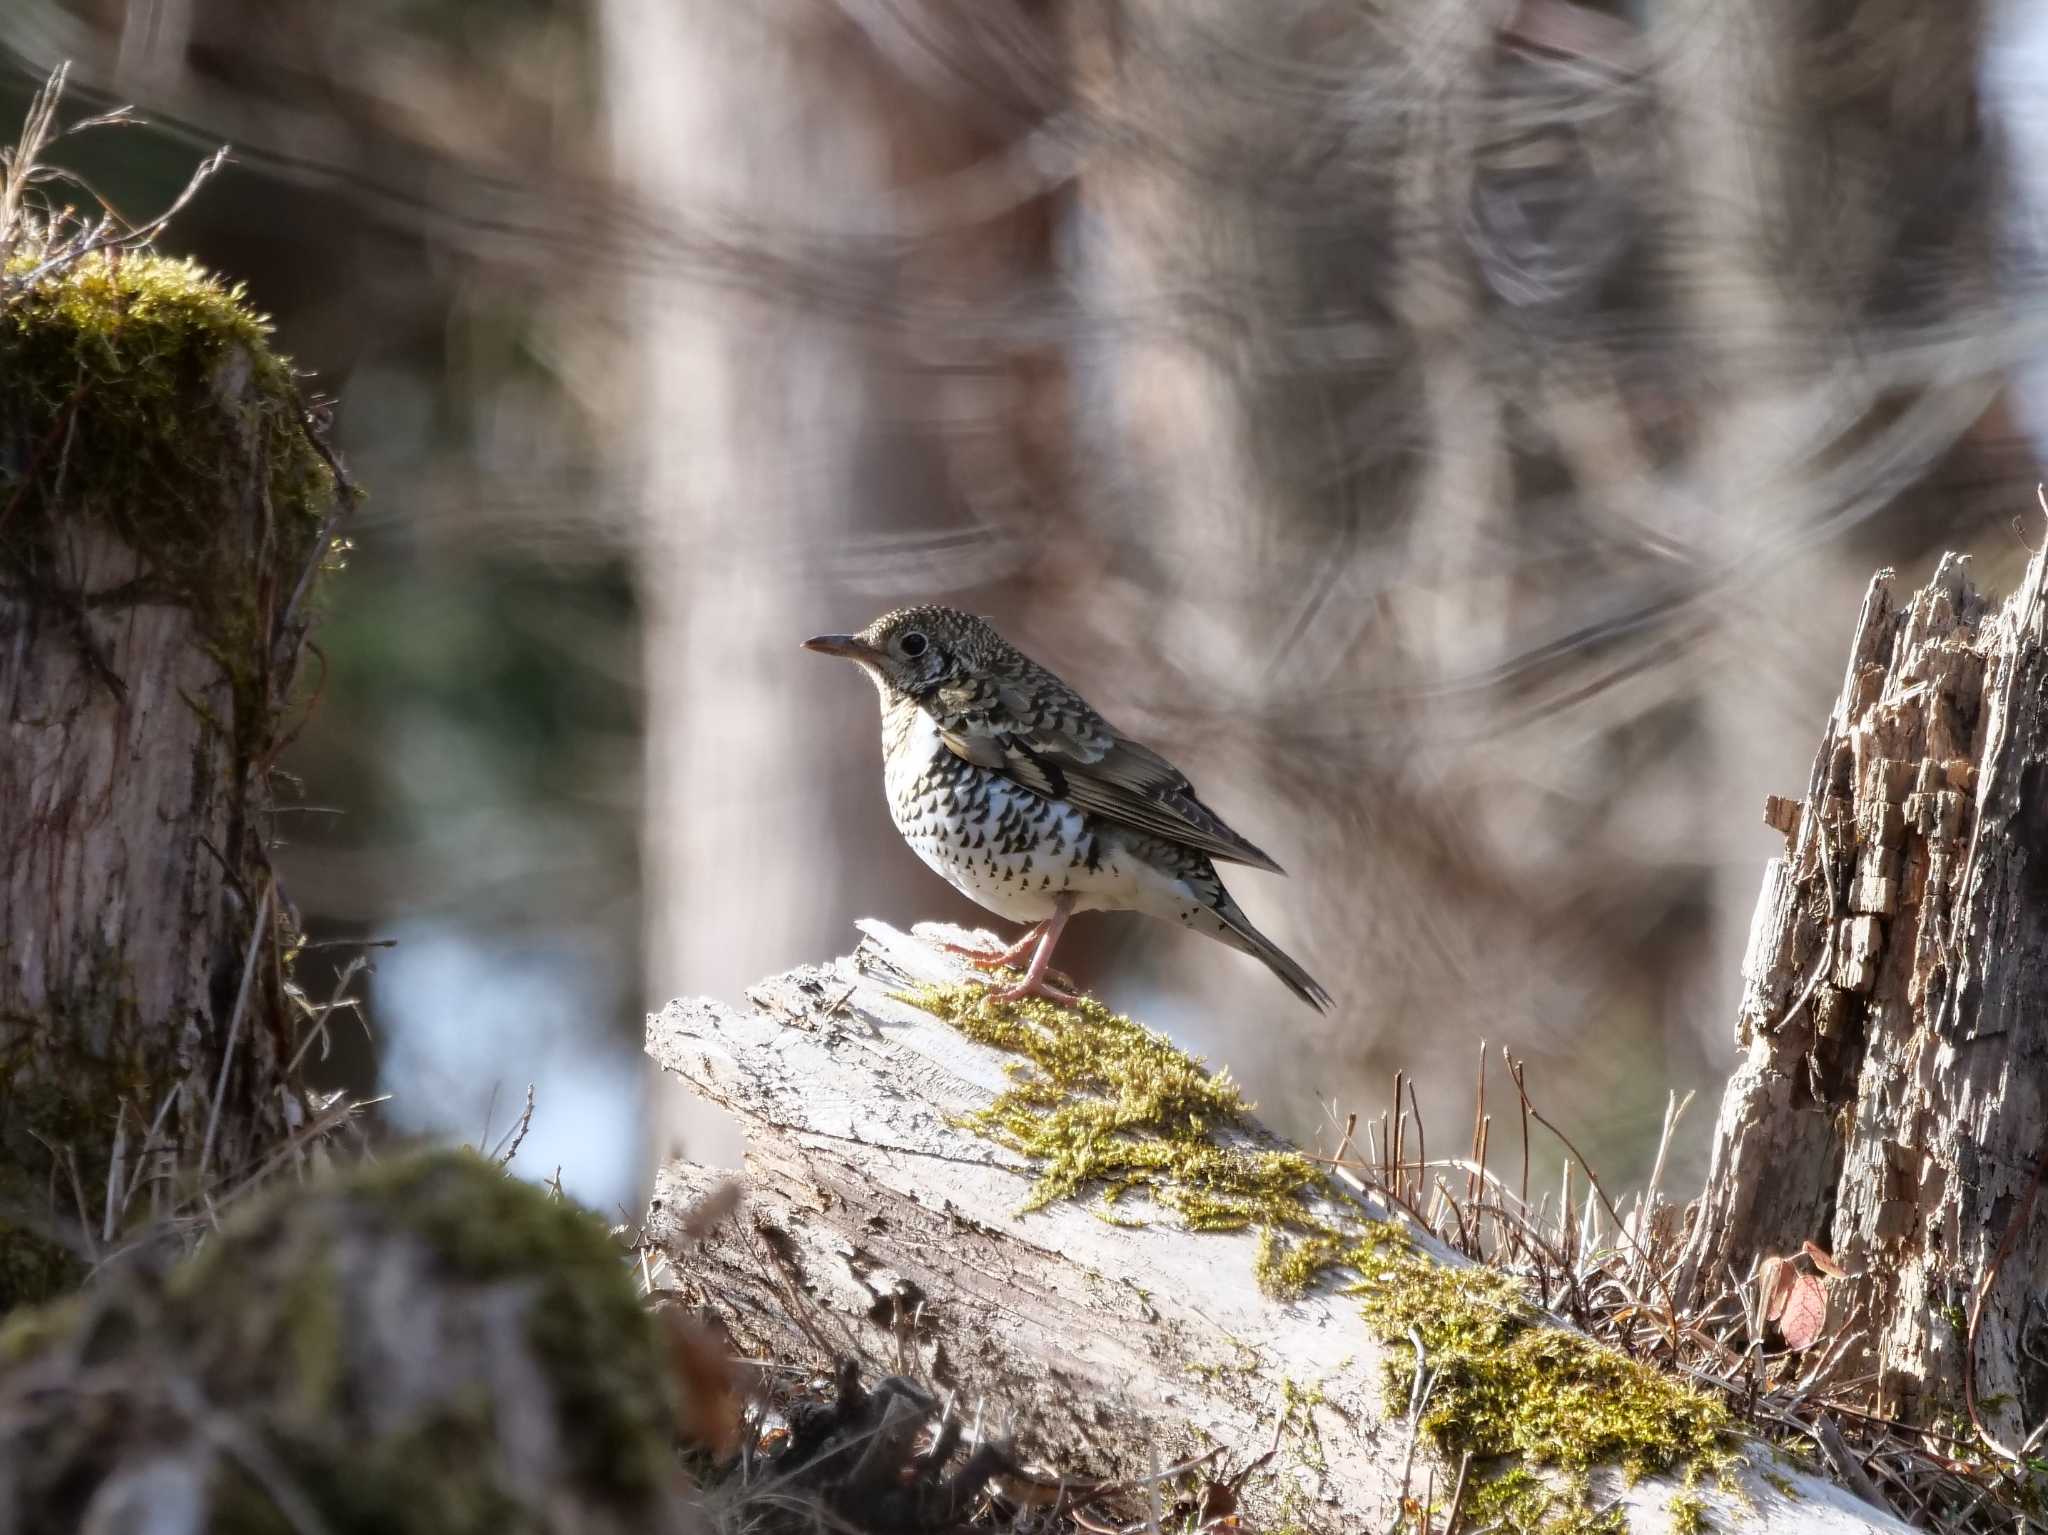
[805,605,1330,1011]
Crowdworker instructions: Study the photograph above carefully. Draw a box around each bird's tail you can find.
[1202,898,1332,1013]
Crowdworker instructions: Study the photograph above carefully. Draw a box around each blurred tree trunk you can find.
[0,251,337,1307]
[602,0,1062,1166]
[1680,547,2048,1444]
[1656,0,2000,1041]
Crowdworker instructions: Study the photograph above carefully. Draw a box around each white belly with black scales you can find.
[881,707,1191,924]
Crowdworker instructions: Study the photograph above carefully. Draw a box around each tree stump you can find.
[1680,546,2048,1443]
[0,250,340,1305]
[647,921,1908,1533]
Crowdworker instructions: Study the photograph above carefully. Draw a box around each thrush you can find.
[804,605,1330,1011]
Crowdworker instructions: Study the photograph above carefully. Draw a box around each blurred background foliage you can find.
[5,0,2044,1217]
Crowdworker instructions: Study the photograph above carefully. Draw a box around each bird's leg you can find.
[934,924,1043,970]
[989,894,1079,1006]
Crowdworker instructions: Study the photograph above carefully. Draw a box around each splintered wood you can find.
[1682,547,2048,1440]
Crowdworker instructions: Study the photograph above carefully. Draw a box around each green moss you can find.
[1349,1245,1730,1481]
[910,980,1737,1535]
[0,241,336,792]
[278,1232,343,1424]
[366,1152,675,1502]
[909,983,1325,1233]
[1277,1378,1330,1474]
[170,1150,676,1506]
[0,935,157,1311]
[344,1394,529,1532]
[1760,1470,1799,1498]
[1256,1224,1401,1296]
[5,1151,674,1532]
[0,1291,80,1366]
[208,1391,531,1535]
[1461,1466,1625,1534]
[524,1237,676,1499]
[0,247,333,602]
[345,1156,668,1492]
[0,249,336,744]
[331,1146,616,1284]
[1668,1491,1710,1534]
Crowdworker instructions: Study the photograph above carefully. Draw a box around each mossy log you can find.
[0,252,339,1307]
[0,1150,702,1535]
[646,921,1905,1533]
[1681,546,2048,1443]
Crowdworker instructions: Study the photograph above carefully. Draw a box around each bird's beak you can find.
[802,633,875,663]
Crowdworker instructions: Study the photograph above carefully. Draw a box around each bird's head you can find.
[803,604,999,703]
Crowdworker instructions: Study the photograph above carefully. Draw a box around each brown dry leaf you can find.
[1758,1254,1796,1322]
[658,1302,746,1458]
[1777,1271,1829,1352]
[1198,1479,1239,1529]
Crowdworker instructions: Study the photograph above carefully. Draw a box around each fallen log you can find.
[645,921,1908,1533]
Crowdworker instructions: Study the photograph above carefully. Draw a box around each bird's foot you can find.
[950,894,1080,1007]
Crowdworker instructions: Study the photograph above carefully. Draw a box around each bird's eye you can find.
[900,631,929,658]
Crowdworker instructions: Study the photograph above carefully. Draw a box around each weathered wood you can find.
[1681,547,2048,1441]
[648,921,1907,1533]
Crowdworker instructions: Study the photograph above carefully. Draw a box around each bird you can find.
[803,604,1330,1012]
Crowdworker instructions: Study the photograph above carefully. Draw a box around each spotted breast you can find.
[882,696,1155,923]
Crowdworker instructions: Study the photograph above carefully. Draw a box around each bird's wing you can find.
[930,677,1285,874]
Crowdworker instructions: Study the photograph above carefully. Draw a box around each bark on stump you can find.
[0,252,340,1306]
[647,921,1909,1533]
[1680,547,2048,1443]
